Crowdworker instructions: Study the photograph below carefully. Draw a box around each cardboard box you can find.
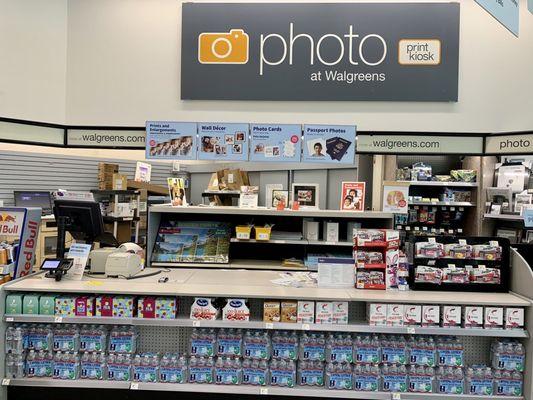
[75,296,95,317]
[464,306,483,328]
[386,304,404,326]
[315,301,333,324]
[281,301,298,323]
[263,301,281,322]
[23,294,40,314]
[39,295,56,315]
[505,308,525,329]
[155,297,177,319]
[112,174,128,190]
[323,222,339,242]
[332,301,349,324]
[422,305,440,327]
[484,307,503,329]
[297,301,315,324]
[303,220,319,241]
[442,306,461,327]
[138,297,156,318]
[95,295,114,317]
[98,163,119,173]
[368,303,387,326]
[55,296,77,317]
[403,305,422,326]
[222,298,250,321]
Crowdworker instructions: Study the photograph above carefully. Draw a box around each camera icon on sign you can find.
[198,29,249,64]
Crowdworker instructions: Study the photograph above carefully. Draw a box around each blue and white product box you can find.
[354,374,380,391]
[107,363,131,381]
[382,346,408,364]
[496,378,523,396]
[244,342,269,360]
[437,378,464,394]
[270,366,296,387]
[191,339,215,357]
[328,343,353,363]
[242,365,268,386]
[303,124,356,164]
[215,365,242,385]
[159,366,187,383]
[327,371,353,390]
[250,124,301,162]
[198,123,249,161]
[133,366,159,382]
[438,349,464,367]
[408,374,434,393]
[146,121,198,160]
[382,374,408,392]
[188,366,214,384]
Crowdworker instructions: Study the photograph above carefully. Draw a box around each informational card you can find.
[134,161,152,183]
[65,243,92,281]
[317,258,355,288]
[146,121,197,160]
[198,123,249,161]
[523,205,533,228]
[475,0,519,37]
[303,125,356,164]
[250,124,301,162]
[340,182,365,211]
[382,182,410,214]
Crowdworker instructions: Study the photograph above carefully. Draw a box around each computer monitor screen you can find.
[14,191,52,214]
[53,200,105,242]
[41,259,62,270]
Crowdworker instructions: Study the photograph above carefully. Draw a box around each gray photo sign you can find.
[181,2,460,101]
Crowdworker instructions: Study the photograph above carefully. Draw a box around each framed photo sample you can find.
[265,184,283,209]
[486,187,513,214]
[525,230,533,244]
[340,182,365,211]
[515,193,533,215]
[271,189,289,208]
[291,183,319,209]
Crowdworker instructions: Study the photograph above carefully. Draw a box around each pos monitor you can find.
[53,200,107,258]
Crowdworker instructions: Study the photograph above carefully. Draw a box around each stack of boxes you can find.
[98,163,127,191]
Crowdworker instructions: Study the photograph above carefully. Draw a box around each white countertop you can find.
[4,269,530,306]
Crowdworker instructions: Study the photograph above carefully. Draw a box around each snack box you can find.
[23,294,40,315]
[297,301,315,324]
[484,307,503,329]
[223,299,250,321]
[421,305,440,327]
[505,308,524,330]
[6,294,23,314]
[55,296,77,317]
[367,303,387,326]
[155,297,177,319]
[112,296,136,318]
[442,306,461,327]
[39,294,56,315]
[463,306,483,329]
[315,301,333,324]
[356,229,399,248]
[386,304,404,326]
[332,301,349,325]
[75,296,95,317]
[281,301,297,323]
[403,305,421,326]
[138,297,156,318]
[263,301,281,322]
[96,295,114,317]
[190,297,219,320]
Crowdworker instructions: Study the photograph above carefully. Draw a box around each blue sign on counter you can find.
[475,0,519,37]
[523,207,533,227]
[146,121,197,160]
[250,124,301,162]
[302,125,356,164]
[198,123,249,161]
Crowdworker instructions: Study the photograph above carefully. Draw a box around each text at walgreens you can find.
[260,24,387,75]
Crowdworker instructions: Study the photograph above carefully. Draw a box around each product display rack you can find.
[1,266,531,400]
[147,205,394,270]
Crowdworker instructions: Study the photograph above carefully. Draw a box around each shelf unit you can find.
[484,214,524,221]
[396,181,479,187]
[147,205,394,271]
[1,265,531,399]
[2,379,525,400]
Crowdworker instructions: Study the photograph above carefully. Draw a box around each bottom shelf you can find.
[4,379,525,400]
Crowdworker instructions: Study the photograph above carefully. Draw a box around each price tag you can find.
[302,324,310,331]
[392,393,402,400]
[5,317,14,322]
[192,320,201,327]
[407,327,416,334]
[428,237,436,243]
[414,227,420,231]
[440,229,445,233]
[2,379,10,386]
[489,240,499,246]
[130,382,139,390]
[396,225,403,230]
[447,264,456,270]
[448,230,454,234]
[428,260,436,266]
[414,206,419,210]
[265,323,274,330]
[405,226,411,231]
[445,201,450,205]
[260,388,269,395]
[325,241,335,245]
[422,227,428,231]
[450,207,456,211]
[54,316,63,323]
[459,239,467,245]
[459,207,464,211]
[458,229,463,233]
[276,240,286,244]
[478,264,487,271]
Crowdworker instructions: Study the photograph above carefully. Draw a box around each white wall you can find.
[64,0,533,132]
[0,0,67,123]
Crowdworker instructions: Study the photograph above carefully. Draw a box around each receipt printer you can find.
[89,248,122,274]
[105,252,142,278]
